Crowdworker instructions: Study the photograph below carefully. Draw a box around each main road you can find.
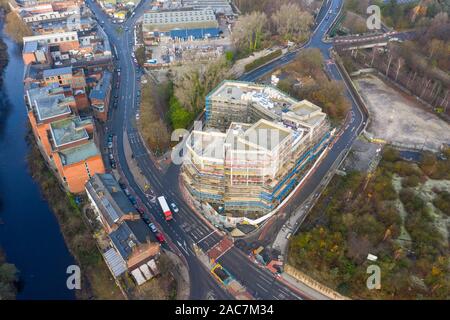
[87,0,366,300]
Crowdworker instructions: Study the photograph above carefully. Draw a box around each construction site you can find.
[180,81,333,225]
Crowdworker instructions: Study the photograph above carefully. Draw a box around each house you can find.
[85,174,161,280]
[89,71,112,121]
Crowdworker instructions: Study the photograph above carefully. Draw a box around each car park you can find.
[170,202,179,213]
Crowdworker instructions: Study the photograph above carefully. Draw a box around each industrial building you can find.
[142,8,220,40]
[181,81,332,219]
[182,0,234,15]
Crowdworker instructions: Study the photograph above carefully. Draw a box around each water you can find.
[0,28,76,299]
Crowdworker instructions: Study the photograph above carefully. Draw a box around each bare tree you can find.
[272,3,313,41]
[231,12,268,53]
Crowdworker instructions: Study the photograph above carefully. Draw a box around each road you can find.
[87,0,366,300]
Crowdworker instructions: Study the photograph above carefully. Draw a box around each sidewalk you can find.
[279,272,330,300]
[164,250,190,300]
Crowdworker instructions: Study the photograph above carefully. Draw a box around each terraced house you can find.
[181,81,333,223]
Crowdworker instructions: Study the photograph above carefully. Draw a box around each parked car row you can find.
[107,134,116,169]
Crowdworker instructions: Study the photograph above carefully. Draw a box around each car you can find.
[107,141,113,149]
[124,188,130,196]
[107,134,113,142]
[110,159,116,169]
[135,113,140,120]
[148,223,158,233]
[108,153,114,160]
[155,232,165,244]
[119,181,127,189]
[129,196,137,206]
[170,203,179,213]
[143,217,150,224]
[136,206,145,215]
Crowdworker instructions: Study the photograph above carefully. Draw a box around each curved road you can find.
[87,0,366,300]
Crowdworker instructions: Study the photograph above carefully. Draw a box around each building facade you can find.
[181,81,332,219]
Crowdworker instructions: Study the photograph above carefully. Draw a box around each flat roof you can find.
[34,94,73,122]
[43,66,72,78]
[23,40,38,53]
[211,81,298,114]
[49,117,91,147]
[59,140,100,165]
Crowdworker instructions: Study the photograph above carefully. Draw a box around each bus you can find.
[158,196,173,221]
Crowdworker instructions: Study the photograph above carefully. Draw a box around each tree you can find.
[4,11,32,44]
[272,3,313,42]
[231,12,268,53]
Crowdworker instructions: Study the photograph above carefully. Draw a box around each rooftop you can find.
[109,220,153,261]
[59,140,100,166]
[49,116,92,148]
[210,81,298,117]
[32,92,74,122]
[86,174,137,228]
[89,71,112,101]
[43,66,72,78]
[23,40,38,53]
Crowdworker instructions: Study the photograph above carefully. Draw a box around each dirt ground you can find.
[354,74,450,151]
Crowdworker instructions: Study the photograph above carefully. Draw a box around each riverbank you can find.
[25,130,124,300]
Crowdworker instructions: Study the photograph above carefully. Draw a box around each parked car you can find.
[170,202,179,213]
[143,217,150,224]
[128,196,137,206]
[123,188,130,196]
[155,232,165,244]
[148,223,158,233]
[107,141,113,149]
[110,159,116,169]
[136,206,145,215]
[108,153,114,160]
[119,181,127,189]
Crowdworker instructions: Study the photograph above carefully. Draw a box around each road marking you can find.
[196,229,217,244]
[256,283,269,293]
[213,244,233,261]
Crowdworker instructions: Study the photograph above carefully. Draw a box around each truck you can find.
[158,196,173,221]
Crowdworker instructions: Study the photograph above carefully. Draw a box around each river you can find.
[0,26,76,299]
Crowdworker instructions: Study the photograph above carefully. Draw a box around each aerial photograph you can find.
[0,0,449,312]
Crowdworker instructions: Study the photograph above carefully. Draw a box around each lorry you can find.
[158,196,173,221]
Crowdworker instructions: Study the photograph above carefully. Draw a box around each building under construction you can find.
[181,81,332,219]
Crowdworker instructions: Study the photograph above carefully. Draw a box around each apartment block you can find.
[25,83,105,193]
[181,81,332,219]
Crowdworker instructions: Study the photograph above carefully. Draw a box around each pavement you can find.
[86,0,368,300]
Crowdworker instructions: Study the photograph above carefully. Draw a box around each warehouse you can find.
[143,9,219,32]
